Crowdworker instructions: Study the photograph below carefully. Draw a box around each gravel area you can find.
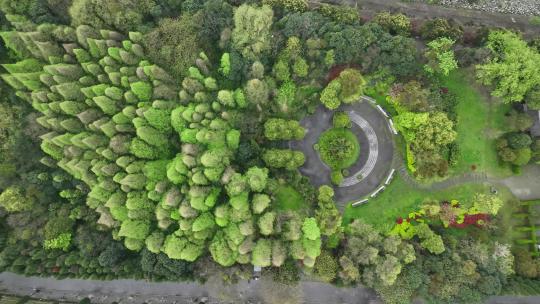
[433,0,540,16]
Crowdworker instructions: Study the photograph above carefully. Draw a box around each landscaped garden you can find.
[0,1,540,303]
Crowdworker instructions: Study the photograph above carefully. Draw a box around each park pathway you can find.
[0,272,381,304]
[394,147,540,202]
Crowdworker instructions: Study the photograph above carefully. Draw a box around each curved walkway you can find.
[341,111,378,187]
[289,99,395,205]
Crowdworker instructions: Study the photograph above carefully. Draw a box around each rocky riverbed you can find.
[433,0,540,16]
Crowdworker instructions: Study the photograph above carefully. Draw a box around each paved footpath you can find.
[0,272,381,304]
[289,101,394,206]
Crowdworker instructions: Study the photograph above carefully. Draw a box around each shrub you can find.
[0,186,34,212]
[507,132,532,149]
[262,0,308,12]
[318,3,358,24]
[420,18,463,41]
[130,82,153,102]
[373,12,411,36]
[317,128,360,170]
[332,112,351,128]
[330,170,343,185]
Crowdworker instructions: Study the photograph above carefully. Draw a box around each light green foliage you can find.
[302,217,320,240]
[320,81,342,110]
[321,69,366,109]
[258,211,276,235]
[218,90,235,107]
[231,4,274,60]
[192,212,215,232]
[273,59,290,82]
[477,30,540,103]
[219,53,231,76]
[293,58,308,78]
[339,69,366,103]
[315,186,342,237]
[43,233,72,251]
[332,112,351,128]
[0,186,34,212]
[130,81,152,102]
[118,219,150,240]
[415,224,445,254]
[245,167,269,192]
[210,231,237,266]
[264,118,305,141]
[252,194,271,214]
[145,231,164,254]
[252,238,272,267]
[471,193,503,215]
[276,81,297,114]
[424,37,458,76]
[162,234,187,260]
[394,111,456,178]
[262,149,305,170]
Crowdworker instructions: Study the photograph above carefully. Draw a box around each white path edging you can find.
[376,105,389,118]
[340,111,379,187]
[370,185,386,198]
[361,95,377,104]
[388,119,398,135]
[351,198,369,207]
[385,169,396,185]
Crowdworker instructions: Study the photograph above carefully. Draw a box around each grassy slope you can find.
[342,175,489,232]
[442,70,512,177]
[275,185,305,211]
[343,69,513,232]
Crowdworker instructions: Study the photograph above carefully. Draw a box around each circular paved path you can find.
[289,99,394,204]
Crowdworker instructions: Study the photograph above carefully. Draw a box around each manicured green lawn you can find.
[275,185,305,211]
[317,128,360,170]
[441,70,512,177]
[342,175,490,232]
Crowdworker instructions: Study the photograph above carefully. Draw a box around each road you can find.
[0,272,382,304]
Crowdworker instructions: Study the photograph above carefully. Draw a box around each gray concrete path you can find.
[500,165,540,201]
[0,272,381,304]
[289,101,394,206]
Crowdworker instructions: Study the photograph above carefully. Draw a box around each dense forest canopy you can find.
[0,1,540,303]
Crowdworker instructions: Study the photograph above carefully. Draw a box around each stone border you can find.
[340,111,379,187]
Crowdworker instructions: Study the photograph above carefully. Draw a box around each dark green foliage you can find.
[317,3,358,24]
[317,128,360,170]
[420,18,463,41]
[144,16,201,79]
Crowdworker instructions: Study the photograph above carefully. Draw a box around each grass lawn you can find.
[342,175,491,232]
[275,185,305,211]
[441,70,512,177]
